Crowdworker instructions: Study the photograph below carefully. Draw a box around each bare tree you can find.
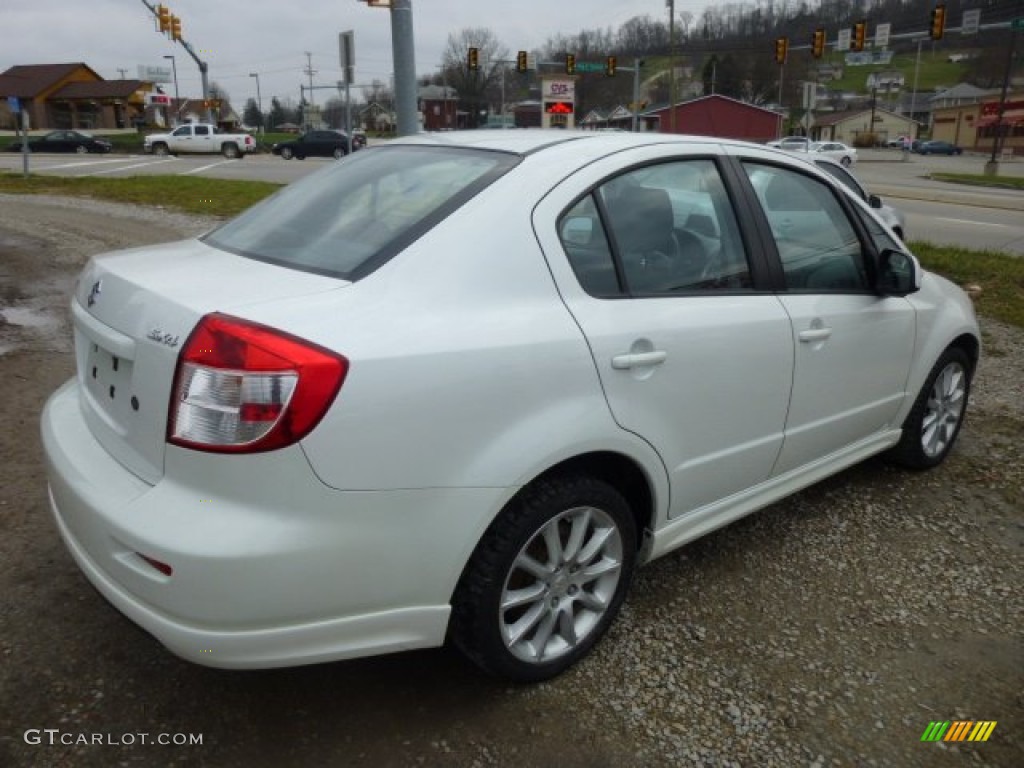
[441,28,510,126]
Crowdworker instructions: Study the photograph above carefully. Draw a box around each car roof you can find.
[392,129,791,158]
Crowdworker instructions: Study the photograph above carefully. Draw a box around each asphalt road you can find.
[2,145,1023,253]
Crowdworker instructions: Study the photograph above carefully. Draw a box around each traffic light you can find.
[516,50,528,73]
[774,37,788,65]
[851,20,867,51]
[565,53,576,75]
[605,56,617,77]
[812,28,826,59]
[467,47,479,71]
[930,3,946,40]
[170,14,182,41]
[157,5,170,33]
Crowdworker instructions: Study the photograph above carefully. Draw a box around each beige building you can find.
[811,108,917,145]
[932,92,1024,156]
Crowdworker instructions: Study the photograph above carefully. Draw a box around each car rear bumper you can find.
[41,378,501,669]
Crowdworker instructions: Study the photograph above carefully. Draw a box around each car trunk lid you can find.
[72,239,346,484]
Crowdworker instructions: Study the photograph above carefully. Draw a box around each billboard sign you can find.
[138,65,173,83]
[542,78,575,101]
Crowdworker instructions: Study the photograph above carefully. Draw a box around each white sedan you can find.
[810,140,858,166]
[42,131,978,682]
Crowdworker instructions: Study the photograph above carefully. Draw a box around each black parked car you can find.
[915,140,963,156]
[7,130,113,154]
[271,130,355,160]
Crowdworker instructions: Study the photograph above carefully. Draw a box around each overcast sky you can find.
[3,0,707,108]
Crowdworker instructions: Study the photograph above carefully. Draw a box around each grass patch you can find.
[0,173,281,218]
[910,241,1024,328]
[823,50,968,95]
[930,173,1024,191]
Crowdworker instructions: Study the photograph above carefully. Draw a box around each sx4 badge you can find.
[147,329,180,348]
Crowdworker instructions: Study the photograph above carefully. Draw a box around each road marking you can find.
[945,218,1006,228]
[180,159,240,175]
[79,158,180,177]
[34,157,143,171]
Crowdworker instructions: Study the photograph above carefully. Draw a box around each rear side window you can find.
[558,159,752,297]
[204,146,519,280]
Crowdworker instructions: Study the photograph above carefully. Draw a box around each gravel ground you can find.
[0,194,1021,767]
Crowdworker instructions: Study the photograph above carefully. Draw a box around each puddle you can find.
[0,306,59,330]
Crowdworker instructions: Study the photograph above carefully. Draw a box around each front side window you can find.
[558,159,752,298]
[744,163,869,293]
[204,146,518,280]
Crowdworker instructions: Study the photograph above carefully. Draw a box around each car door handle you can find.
[611,350,667,369]
[798,327,833,342]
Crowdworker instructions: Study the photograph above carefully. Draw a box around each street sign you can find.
[874,23,891,49]
[6,96,20,114]
[574,62,605,73]
[837,28,852,51]
[961,9,981,35]
[339,31,355,84]
[1012,17,1024,31]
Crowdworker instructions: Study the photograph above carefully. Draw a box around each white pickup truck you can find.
[144,123,256,158]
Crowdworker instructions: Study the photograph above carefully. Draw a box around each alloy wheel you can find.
[499,505,623,664]
[921,360,966,459]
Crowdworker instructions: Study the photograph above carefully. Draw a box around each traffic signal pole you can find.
[139,0,213,123]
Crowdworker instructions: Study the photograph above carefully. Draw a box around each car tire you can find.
[75,145,88,155]
[333,147,346,160]
[840,156,852,167]
[152,143,170,157]
[888,347,972,470]
[450,474,637,682]
[223,143,240,159]
[280,147,294,160]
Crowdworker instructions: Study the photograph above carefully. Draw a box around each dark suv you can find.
[272,130,354,160]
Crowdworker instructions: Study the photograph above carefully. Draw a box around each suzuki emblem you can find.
[87,280,102,308]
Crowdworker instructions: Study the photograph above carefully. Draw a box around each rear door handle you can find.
[798,327,833,342]
[611,350,667,369]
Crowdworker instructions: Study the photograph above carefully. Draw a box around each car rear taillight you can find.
[168,313,347,453]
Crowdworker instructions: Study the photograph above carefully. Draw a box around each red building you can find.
[644,94,782,143]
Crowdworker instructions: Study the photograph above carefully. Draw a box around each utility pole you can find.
[117,68,128,79]
[667,0,676,133]
[357,0,417,136]
[304,51,317,128]
[249,72,262,133]
[986,22,1020,176]
[632,58,641,132]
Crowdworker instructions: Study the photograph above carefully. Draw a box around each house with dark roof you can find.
[811,107,916,145]
[0,63,154,130]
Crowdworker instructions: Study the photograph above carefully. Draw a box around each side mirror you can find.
[868,194,883,209]
[875,248,920,297]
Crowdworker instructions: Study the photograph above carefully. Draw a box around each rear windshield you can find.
[203,145,519,280]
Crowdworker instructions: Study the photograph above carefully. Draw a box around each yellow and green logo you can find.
[921,721,997,742]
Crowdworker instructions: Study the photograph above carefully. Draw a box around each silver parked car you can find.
[802,154,907,240]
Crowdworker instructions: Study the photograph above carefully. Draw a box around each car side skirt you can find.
[647,428,901,561]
